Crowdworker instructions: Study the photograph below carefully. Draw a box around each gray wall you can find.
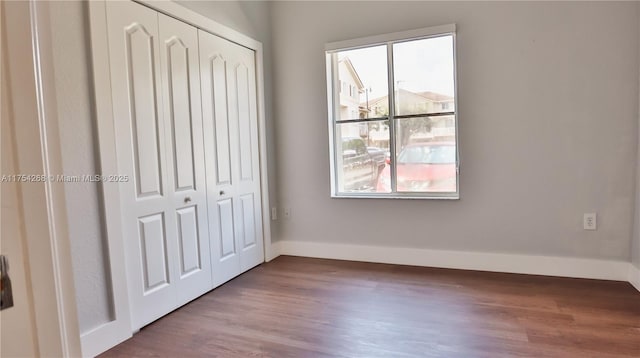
[270,1,640,261]
[49,1,112,333]
[48,0,274,335]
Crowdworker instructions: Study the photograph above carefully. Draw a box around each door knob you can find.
[184,196,192,203]
[219,190,225,195]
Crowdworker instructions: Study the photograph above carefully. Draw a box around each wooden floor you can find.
[101,256,640,358]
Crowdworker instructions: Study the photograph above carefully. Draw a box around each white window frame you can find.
[325,24,459,199]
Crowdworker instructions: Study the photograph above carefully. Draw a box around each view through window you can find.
[327,27,458,198]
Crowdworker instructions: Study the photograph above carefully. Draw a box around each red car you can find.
[376,142,457,193]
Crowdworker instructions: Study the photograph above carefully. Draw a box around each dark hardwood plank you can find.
[100,256,640,358]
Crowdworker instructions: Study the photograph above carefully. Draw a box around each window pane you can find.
[336,46,388,120]
[395,116,456,193]
[393,36,455,116]
[335,121,391,193]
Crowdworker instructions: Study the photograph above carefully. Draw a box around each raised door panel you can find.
[235,63,254,182]
[126,24,163,199]
[238,194,256,249]
[209,195,241,287]
[158,13,212,304]
[165,38,195,192]
[106,0,177,330]
[217,199,236,260]
[138,213,169,292]
[210,55,232,186]
[175,206,201,276]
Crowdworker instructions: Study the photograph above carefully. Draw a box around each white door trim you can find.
[134,0,262,51]
[83,2,134,356]
[2,0,82,356]
[87,0,273,354]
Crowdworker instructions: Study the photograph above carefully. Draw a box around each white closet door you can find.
[231,41,264,274]
[157,14,212,305]
[199,30,264,288]
[106,1,173,330]
[106,1,211,329]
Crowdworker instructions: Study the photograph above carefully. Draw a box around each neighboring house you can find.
[337,57,367,139]
[363,89,455,146]
[417,91,455,113]
[365,89,454,117]
[338,57,456,148]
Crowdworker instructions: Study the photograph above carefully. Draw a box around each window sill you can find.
[330,193,460,200]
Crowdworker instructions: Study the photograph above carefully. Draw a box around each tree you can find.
[368,93,434,148]
[398,117,433,148]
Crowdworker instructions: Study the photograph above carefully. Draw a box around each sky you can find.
[338,35,455,101]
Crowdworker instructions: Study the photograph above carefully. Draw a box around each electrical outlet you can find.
[283,207,291,220]
[271,207,277,221]
[583,213,597,230]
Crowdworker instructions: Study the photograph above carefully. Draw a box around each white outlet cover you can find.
[583,213,597,230]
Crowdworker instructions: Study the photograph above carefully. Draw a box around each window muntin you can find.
[327,28,458,198]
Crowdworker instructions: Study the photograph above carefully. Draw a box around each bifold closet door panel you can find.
[230,44,264,274]
[199,30,264,288]
[157,12,212,306]
[199,31,242,287]
[106,0,177,329]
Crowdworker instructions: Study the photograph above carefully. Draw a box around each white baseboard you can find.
[629,264,640,292]
[272,240,634,284]
[266,240,281,262]
[80,320,131,357]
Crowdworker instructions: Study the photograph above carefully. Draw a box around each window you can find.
[326,24,458,198]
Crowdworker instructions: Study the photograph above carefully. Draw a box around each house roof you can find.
[338,57,365,89]
[417,91,454,102]
[362,89,453,107]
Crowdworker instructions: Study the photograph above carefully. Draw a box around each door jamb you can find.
[2,0,82,356]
